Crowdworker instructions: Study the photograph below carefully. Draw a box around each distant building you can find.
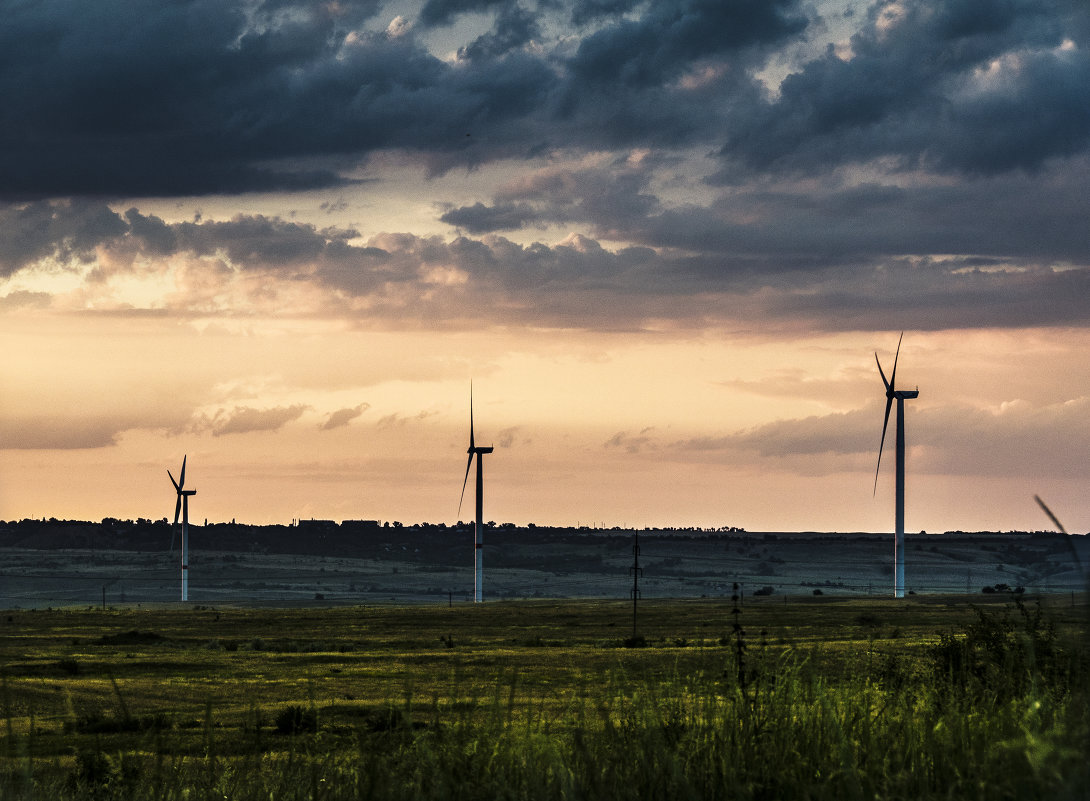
[340,520,382,534]
[297,519,337,532]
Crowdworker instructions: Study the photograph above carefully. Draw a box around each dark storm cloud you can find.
[459,4,542,61]
[720,0,1090,175]
[171,215,338,268]
[567,0,807,89]
[0,0,378,197]
[0,0,557,197]
[439,201,540,232]
[3,199,1089,331]
[2,0,1087,199]
[436,153,1090,286]
[570,0,643,26]
[644,171,1090,265]
[419,0,513,27]
[0,0,817,198]
[440,155,662,233]
[546,0,808,151]
[0,201,126,276]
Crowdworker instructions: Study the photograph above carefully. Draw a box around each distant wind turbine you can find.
[168,455,196,602]
[874,333,919,599]
[459,385,494,603]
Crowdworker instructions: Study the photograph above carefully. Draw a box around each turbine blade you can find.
[874,396,893,495]
[174,495,182,526]
[889,332,903,390]
[1034,495,1069,536]
[168,469,180,492]
[469,384,475,450]
[458,453,474,518]
[179,455,187,489]
[169,526,177,554]
[1034,495,1083,574]
[875,354,890,391]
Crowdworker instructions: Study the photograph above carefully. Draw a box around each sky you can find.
[1,0,1088,534]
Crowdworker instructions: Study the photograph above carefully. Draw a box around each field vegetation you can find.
[1,593,1087,799]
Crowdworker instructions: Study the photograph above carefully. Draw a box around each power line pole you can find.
[630,532,642,639]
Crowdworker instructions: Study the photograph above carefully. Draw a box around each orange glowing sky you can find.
[1,0,1088,534]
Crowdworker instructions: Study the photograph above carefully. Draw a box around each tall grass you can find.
[1,599,1086,800]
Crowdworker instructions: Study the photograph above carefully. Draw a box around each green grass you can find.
[1,594,1087,799]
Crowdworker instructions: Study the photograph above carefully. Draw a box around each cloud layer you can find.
[3,197,1088,332]
[2,0,1087,333]
[2,0,1084,195]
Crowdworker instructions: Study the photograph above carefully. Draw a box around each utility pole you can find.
[629,533,643,639]
[101,578,118,610]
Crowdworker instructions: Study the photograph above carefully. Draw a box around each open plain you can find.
[2,521,1087,799]
[0,594,1087,799]
[1,521,1086,607]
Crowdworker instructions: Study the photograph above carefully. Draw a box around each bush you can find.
[274,705,317,735]
[93,630,164,646]
[929,597,1067,698]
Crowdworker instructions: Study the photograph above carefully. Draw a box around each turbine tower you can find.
[459,386,493,603]
[168,455,196,602]
[874,333,919,599]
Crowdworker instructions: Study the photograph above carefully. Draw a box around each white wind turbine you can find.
[459,385,494,603]
[874,333,919,599]
[168,455,196,602]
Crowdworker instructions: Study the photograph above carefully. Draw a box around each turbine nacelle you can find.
[168,455,197,526]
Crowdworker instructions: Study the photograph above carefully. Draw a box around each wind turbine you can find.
[459,386,493,603]
[874,333,919,599]
[168,455,196,602]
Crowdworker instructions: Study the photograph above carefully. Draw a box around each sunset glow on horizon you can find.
[2,0,1088,535]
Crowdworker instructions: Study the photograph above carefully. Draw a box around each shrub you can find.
[274,705,317,735]
[93,630,164,646]
[929,597,1067,698]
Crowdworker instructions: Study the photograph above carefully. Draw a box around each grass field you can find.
[1,593,1087,799]
[2,526,1086,607]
